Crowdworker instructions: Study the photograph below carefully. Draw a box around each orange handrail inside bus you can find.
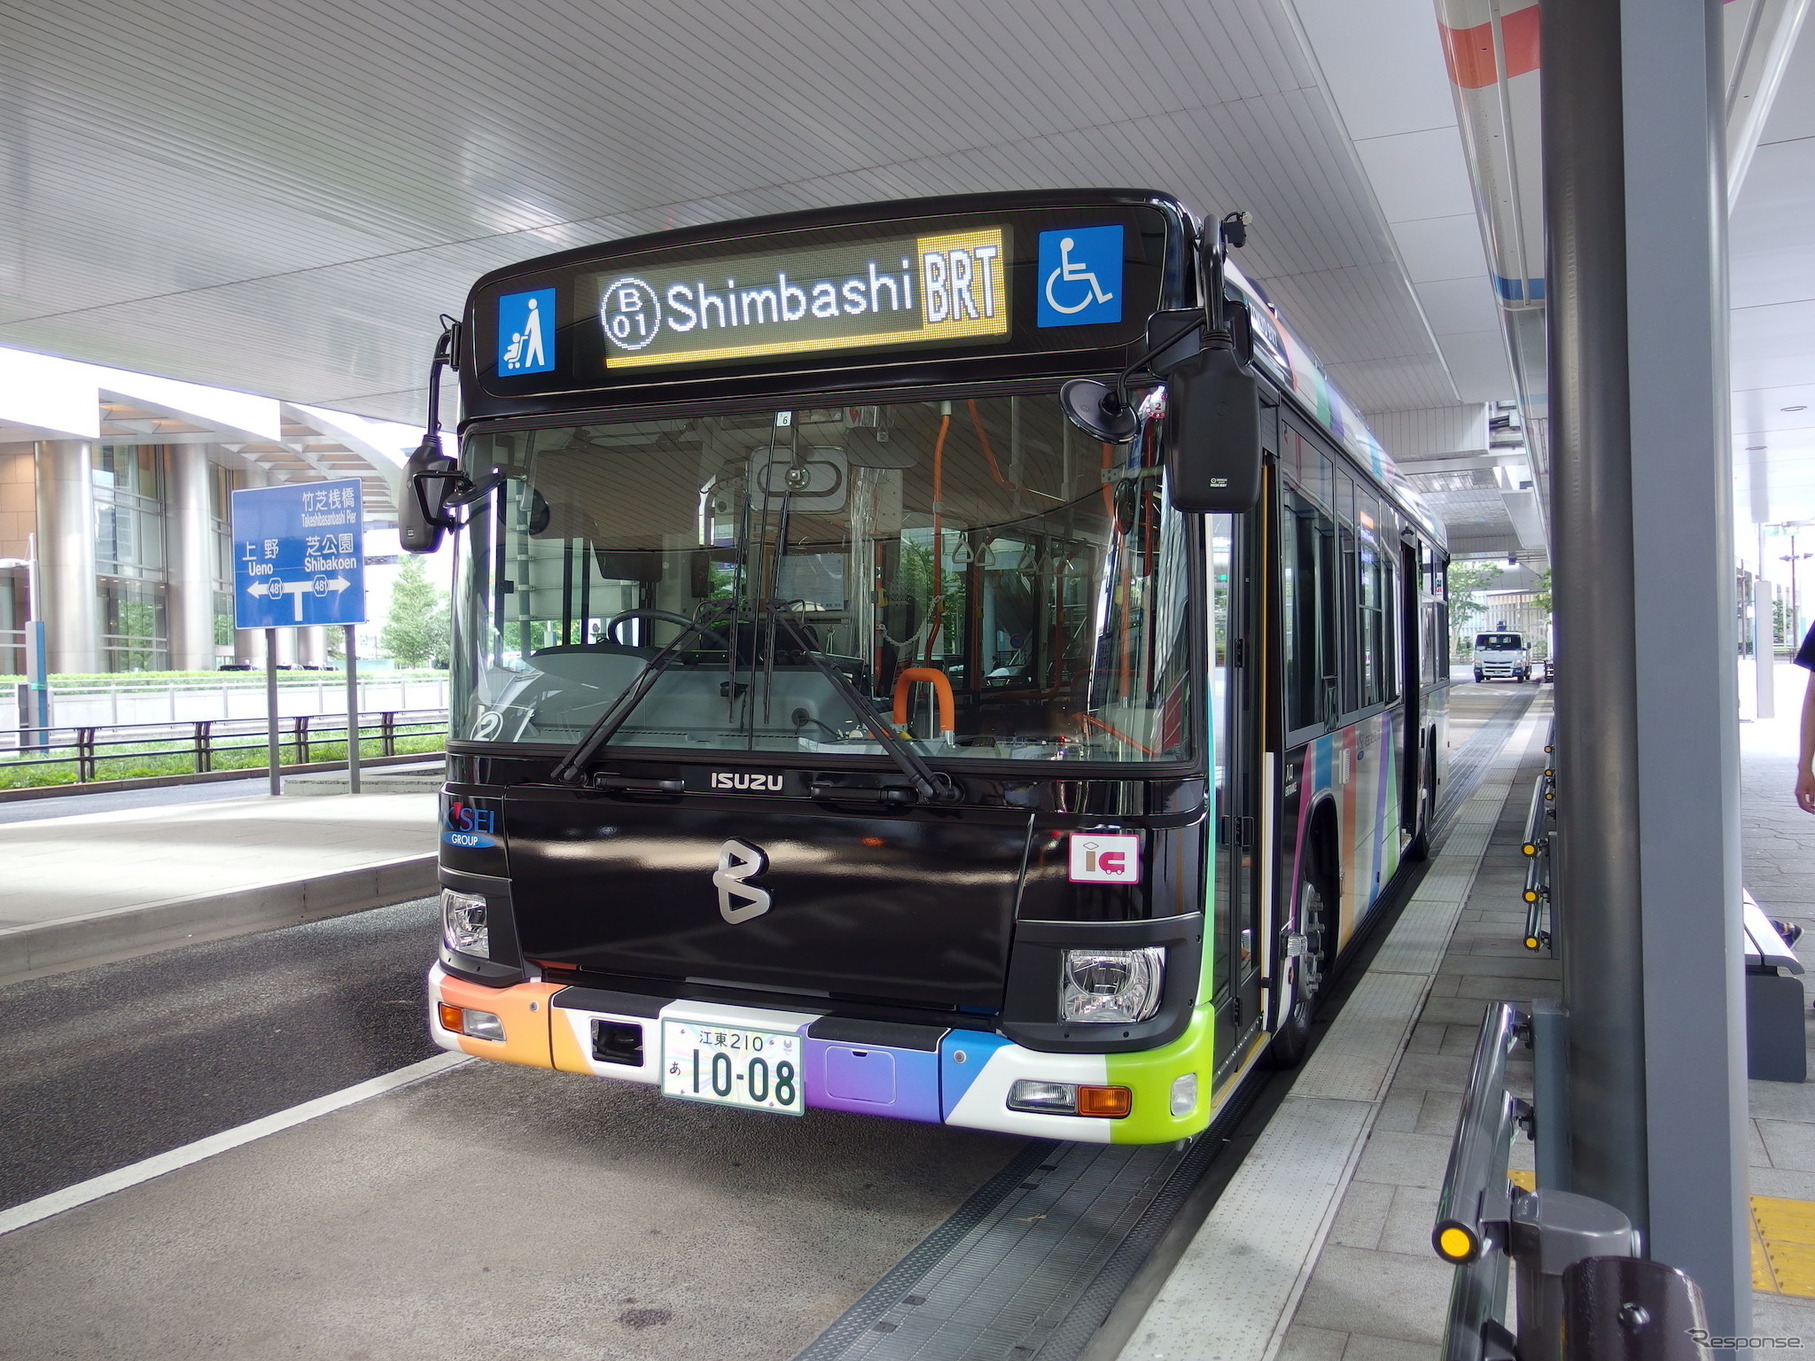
[923,410,952,662]
[892,668,955,743]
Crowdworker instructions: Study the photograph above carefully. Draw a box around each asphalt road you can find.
[0,896,444,1210]
[0,897,1022,1361]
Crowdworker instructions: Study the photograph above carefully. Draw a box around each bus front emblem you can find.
[713,840,772,923]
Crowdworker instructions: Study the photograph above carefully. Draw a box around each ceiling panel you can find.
[1730,11,1815,526]
[0,0,1472,431]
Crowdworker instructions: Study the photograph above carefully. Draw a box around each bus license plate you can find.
[660,1020,804,1116]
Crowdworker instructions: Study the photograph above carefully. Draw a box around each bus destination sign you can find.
[591,227,1010,370]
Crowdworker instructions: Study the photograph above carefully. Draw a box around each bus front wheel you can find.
[1269,864,1331,1069]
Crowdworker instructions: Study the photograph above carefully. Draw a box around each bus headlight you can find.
[441,890,489,958]
[1060,947,1165,1024]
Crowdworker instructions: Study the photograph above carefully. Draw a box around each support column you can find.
[1623,0,1747,1330]
[167,445,216,671]
[1543,0,1746,1333]
[297,627,327,669]
[33,441,99,674]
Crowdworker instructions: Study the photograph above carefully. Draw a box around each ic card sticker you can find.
[1069,832,1141,884]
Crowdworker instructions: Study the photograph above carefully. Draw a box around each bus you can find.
[406,190,1449,1145]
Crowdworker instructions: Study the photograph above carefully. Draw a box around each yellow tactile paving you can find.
[1495,1175,1813,1298]
[1754,1196,1815,1299]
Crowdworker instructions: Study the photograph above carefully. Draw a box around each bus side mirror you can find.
[398,440,461,554]
[1162,344,1261,513]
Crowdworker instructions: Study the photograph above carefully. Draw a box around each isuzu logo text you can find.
[713,840,772,923]
[710,772,783,792]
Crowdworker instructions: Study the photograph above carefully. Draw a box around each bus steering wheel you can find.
[604,609,731,649]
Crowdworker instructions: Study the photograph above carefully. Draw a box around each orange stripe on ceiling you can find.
[1440,5,1540,89]
[1502,5,1540,79]
[1441,20,1498,89]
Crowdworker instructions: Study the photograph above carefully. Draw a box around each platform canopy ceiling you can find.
[2,0,1808,554]
[0,5,1501,403]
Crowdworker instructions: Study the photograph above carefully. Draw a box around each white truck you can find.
[1474,630,1532,683]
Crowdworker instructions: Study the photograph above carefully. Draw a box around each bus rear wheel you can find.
[1269,864,1331,1069]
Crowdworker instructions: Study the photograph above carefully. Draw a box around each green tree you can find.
[1446,560,1503,653]
[1531,568,1552,616]
[379,557,451,668]
[115,600,161,671]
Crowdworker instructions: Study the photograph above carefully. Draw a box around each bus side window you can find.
[1282,495,1320,731]
[1335,471,1360,718]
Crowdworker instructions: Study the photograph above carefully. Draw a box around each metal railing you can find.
[1521,735,1556,952]
[0,709,447,785]
[1434,1002,1712,1361]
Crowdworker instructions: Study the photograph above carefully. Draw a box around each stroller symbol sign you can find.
[497,289,555,375]
[1037,226,1123,328]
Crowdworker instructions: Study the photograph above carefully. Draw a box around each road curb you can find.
[0,853,439,987]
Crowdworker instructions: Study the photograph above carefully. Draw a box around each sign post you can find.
[344,625,360,793]
[231,480,367,795]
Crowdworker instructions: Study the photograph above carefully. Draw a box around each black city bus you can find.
[405,190,1449,1145]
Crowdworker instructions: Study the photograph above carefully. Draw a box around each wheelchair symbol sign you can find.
[1037,226,1123,328]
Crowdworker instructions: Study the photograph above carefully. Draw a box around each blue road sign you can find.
[232,480,366,630]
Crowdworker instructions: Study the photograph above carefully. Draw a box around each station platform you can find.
[1119,680,1815,1358]
[0,784,437,986]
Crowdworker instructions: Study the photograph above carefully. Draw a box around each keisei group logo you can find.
[498,288,556,375]
[443,800,499,850]
[1069,831,1141,884]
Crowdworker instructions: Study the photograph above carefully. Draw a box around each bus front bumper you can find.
[429,965,1212,1145]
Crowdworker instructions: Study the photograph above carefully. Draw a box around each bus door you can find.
[1399,536,1423,842]
[1208,499,1266,1084]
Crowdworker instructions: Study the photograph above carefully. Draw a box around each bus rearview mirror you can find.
[1161,345,1261,514]
[399,439,460,554]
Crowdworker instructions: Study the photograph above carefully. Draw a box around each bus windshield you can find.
[450,394,1193,764]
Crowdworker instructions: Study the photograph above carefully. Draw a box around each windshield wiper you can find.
[549,619,725,786]
[768,611,959,805]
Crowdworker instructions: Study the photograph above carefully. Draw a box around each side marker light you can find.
[1434,1223,1479,1263]
[437,1001,463,1033]
[1169,1073,1198,1117]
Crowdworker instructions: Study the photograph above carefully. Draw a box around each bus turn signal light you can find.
[1076,1086,1133,1118]
[438,1002,505,1042]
